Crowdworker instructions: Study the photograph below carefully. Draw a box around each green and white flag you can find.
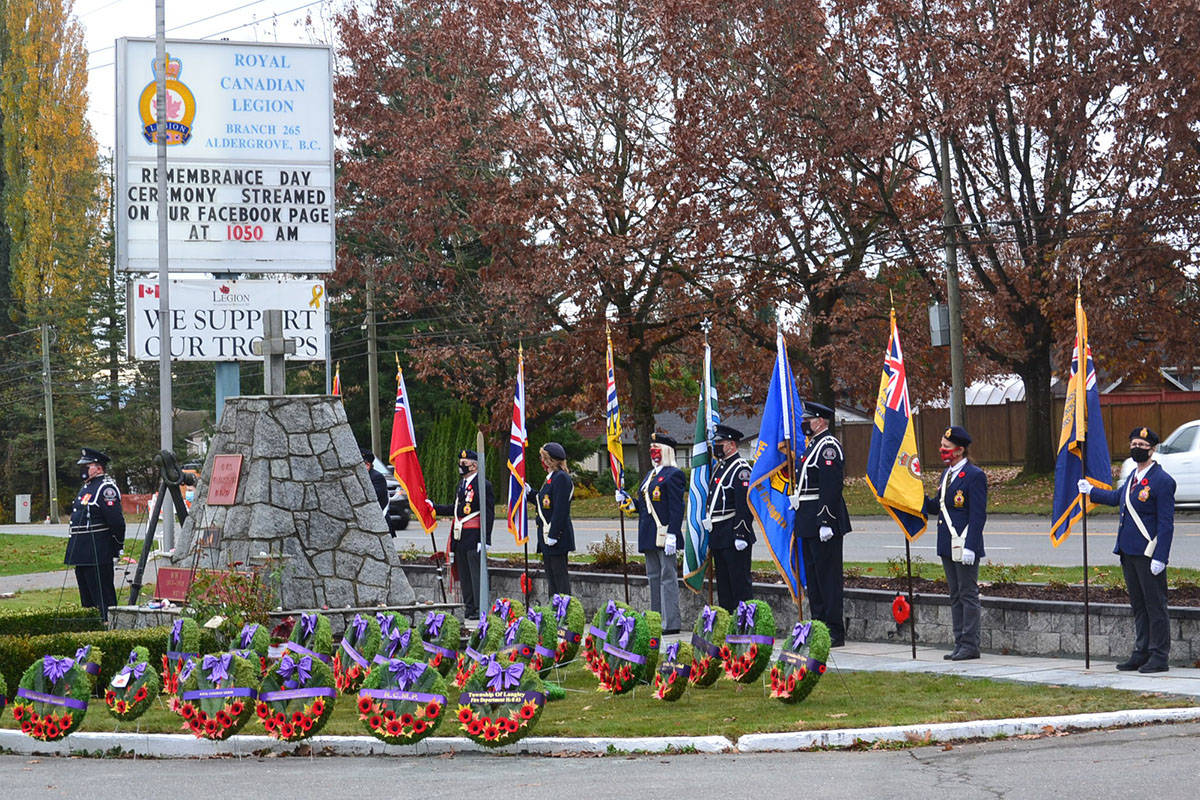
[683,341,719,593]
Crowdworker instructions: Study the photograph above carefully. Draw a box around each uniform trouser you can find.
[543,553,571,597]
[712,546,753,613]
[1120,553,1170,663]
[801,535,845,642]
[75,562,116,621]
[941,557,981,653]
[644,547,682,631]
[454,537,480,617]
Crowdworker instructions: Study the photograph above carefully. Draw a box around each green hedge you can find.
[0,608,104,638]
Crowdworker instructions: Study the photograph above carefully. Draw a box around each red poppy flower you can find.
[369,714,384,729]
[189,719,203,734]
[357,696,374,714]
[400,713,414,726]
[386,719,403,736]
[431,653,442,668]
[424,701,441,719]
[204,720,219,735]
[20,720,31,734]
[958,471,965,479]
[134,686,148,702]
[44,723,60,739]
[116,700,127,713]
[383,709,396,721]
[274,711,286,725]
[32,724,45,739]
[105,690,116,703]
[467,720,483,736]
[12,706,24,721]
[458,707,474,724]
[229,701,244,716]
[256,703,270,719]
[264,719,277,733]
[483,724,500,741]
[292,710,306,724]
[412,719,427,734]
[311,699,325,716]
[60,712,72,729]
[300,716,313,731]
[518,705,535,720]
[280,722,294,739]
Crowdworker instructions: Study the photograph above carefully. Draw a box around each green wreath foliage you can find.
[688,604,731,687]
[597,607,650,695]
[582,599,631,677]
[71,644,104,688]
[455,654,547,748]
[642,611,663,677]
[286,612,333,664]
[548,593,585,665]
[358,657,449,745]
[488,596,525,626]
[653,640,693,702]
[172,652,259,740]
[105,646,161,722]
[374,612,414,663]
[0,668,7,715]
[455,613,504,687]
[525,606,561,677]
[256,651,337,741]
[11,655,91,740]
[231,623,270,677]
[721,600,775,683]
[334,613,382,694]
[415,609,460,676]
[770,619,831,704]
[162,616,201,695]
[497,617,541,671]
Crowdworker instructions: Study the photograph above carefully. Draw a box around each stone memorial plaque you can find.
[207,454,243,505]
[155,567,197,602]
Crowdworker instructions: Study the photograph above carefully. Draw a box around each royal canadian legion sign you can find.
[115,38,334,274]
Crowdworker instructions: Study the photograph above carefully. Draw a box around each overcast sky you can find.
[80,0,342,152]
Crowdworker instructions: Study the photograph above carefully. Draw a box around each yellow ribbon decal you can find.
[309,284,324,309]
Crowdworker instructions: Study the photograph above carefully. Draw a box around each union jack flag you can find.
[883,322,910,415]
[507,347,529,545]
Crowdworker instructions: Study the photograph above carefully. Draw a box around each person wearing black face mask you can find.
[432,449,495,620]
[65,447,126,622]
[923,426,988,660]
[1079,426,1176,673]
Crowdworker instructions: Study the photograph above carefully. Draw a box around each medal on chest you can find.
[1138,486,1150,502]
[541,494,551,509]
[953,489,964,508]
[652,483,662,502]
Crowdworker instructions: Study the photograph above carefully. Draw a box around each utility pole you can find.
[366,269,381,458]
[41,324,59,523]
[155,0,175,550]
[940,134,966,427]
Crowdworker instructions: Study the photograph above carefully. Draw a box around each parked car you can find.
[373,457,411,533]
[1118,419,1200,504]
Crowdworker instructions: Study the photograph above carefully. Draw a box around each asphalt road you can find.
[5,722,1200,798]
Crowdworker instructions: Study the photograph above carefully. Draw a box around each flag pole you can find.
[778,308,803,622]
[905,536,917,659]
[1081,437,1091,669]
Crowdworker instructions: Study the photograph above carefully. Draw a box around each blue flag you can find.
[748,325,807,607]
[1051,294,1112,545]
[684,339,719,593]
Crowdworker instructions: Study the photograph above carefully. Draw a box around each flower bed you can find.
[721,600,775,684]
[105,647,160,722]
[358,657,448,745]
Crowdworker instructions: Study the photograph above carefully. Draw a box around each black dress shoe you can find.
[950,650,980,661]
[943,650,959,661]
[1138,661,1169,674]
[663,628,681,635]
[1115,657,1147,671]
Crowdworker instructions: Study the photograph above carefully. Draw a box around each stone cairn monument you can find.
[172,394,415,609]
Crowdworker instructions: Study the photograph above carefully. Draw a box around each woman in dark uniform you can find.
[534,441,575,595]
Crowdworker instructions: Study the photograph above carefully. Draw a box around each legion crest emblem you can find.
[138,52,196,145]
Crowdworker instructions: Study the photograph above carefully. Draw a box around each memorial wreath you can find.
[455,654,546,748]
[11,655,91,741]
[582,599,630,677]
[172,652,258,740]
[455,612,503,687]
[162,617,201,695]
[334,613,382,693]
[285,612,333,665]
[256,652,337,741]
[72,644,103,688]
[417,609,461,676]
[105,646,161,722]
[489,596,525,625]
[524,607,561,676]
[652,641,693,702]
[596,607,651,695]
[357,657,449,745]
[374,612,414,664]
[720,600,775,683]
[769,620,830,704]
[689,604,731,687]
[231,622,270,677]
[548,593,585,665]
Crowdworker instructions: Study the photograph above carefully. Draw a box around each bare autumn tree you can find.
[854,0,1200,473]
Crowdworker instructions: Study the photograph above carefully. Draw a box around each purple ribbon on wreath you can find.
[493,598,511,619]
[389,660,426,690]
[791,621,812,650]
[552,594,570,620]
[736,601,756,631]
[240,624,259,649]
[700,606,717,634]
[387,627,410,656]
[278,654,311,689]
[604,600,619,625]
[202,653,232,683]
[299,613,317,640]
[43,655,74,683]
[527,610,543,629]
[664,642,680,662]
[485,657,523,691]
[613,612,636,648]
[350,614,368,641]
[425,611,445,638]
[178,659,196,683]
[475,615,489,641]
[504,620,521,646]
[74,645,100,675]
[120,660,148,681]
[377,613,392,638]
[170,618,183,647]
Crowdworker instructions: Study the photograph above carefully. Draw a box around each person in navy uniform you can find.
[534,441,575,596]
[361,448,390,512]
[65,447,126,622]
[793,401,852,647]
[1080,426,1176,673]
[923,426,987,660]
[618,432,686,633]
[705,424,755,612]
[432,449,495,620]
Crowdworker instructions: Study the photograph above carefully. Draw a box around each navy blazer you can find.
[1090,462,1175,562]
[65,475,126,567]
[534,470,575,555]
[923,460,987,560]
[795,431,852,538]
[631,465,686,552]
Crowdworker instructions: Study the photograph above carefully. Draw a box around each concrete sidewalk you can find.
[0,558,162,596]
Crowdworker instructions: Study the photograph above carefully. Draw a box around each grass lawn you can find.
[0,660,1188,741]
[0,586,155,613]
[0,534,149,578]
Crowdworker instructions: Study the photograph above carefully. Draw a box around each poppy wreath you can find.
[11,655,91,741]
[285,612,333,665]
[455,654,547,748]
[417,609,461,676]
[172,652,259,740]
[374,612,415,665]
[105,646,161,722]
[721,600,776,684]
[497,616,542,673]
[769,619,831,704]
[582,599,631,677]
[256,652,337,741]
[454,612,503,687]
[689,604,731,687]
[642,610,663,677]
[357,657,448,745]
[162,616,201,695]
[488,596,525,626]
[653,641,694,702]
[548,593,585,665]
[524,606,562,676]
[231,622,271,678]
[596,607,650,695]
[72,644,104,688]
[334,613,382,694]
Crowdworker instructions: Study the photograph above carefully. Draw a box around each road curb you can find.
[3,707,1197,758]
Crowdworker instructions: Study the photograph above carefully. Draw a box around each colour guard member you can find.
[433,449,495,620]
[1080,426,1176,673]
[705,424,755,611]
[361,448,389,512]
[534,442,576,595]
[65,447,126,622]
[792,401,852,647]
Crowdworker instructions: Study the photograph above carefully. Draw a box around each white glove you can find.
[819,526,834,543]
[425,497,435,509]
[734,539,748,552]
[702,518,713,533]
[476,543,481,553]
[1151,559,1166,576]
[615,490,631,505]
[664,539,677,557]
[788,492,801,510]
[961,548,976,566]
[1077,479,1092,496]
[545,537,557,546]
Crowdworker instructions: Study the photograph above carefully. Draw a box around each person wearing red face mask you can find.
[1079,427,1176,673]
[923,426,988,660]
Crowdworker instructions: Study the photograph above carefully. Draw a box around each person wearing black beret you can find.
[923,426,988,660]
[618,432,686,633]
[792,401,852,647]
[361,448,390,514]
[1079,426,1176,672]
[533,441,575,595]
[65,447,126,622]
[432,448,495,619]
[705,424,755,611]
